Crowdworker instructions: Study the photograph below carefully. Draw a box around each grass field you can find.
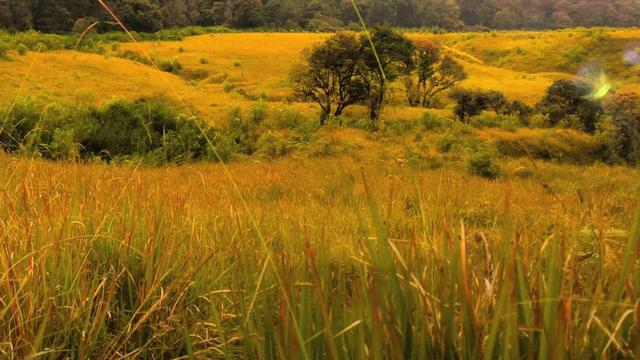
[0,30,605,125]
[1,28,640,358]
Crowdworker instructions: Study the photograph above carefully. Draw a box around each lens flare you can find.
[623,47,640,66]
[577,63,613,100]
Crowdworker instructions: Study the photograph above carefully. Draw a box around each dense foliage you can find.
[1,0,640,33]
[0,97,223,164]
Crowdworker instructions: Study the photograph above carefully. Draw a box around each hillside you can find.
[1,29,624,125]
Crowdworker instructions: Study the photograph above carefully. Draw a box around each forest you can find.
[2,0,640,33]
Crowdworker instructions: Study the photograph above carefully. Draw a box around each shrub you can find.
[467,150,501,179]
[470,112,502,128]
[0,97,221,164]
[227,107,259,155]
[200,57,209,64]
[527,113,551,128]
[256,131,292,158]
[222,80,235,93]
[437,133,458,153]
[0,43,8,60]
[383,119,415,135]
[158,58,183,74]
[49,128,80,160]
[470,112,521,131]
[16,43,28,56]
[248,100,268,124]
[420,111,451,131]
[232,60,242,67]
[272,107,307,129]
[0,99,42,151]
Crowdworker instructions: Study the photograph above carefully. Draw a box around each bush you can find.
[222,80,235,93]
[468,150,501,179]
[49,128,80,160]
[470,112,521,131]
[420,111,451,131]
[158,58,183,74]
[227,107,259,155]
[437,133,458,153]
[383,119,415,135]
[248,100,268,124]
[0,99,42,151]
[0,43,8,60]
[16,43,28,56]
[256,131,292,158]
[0,97,220,164]
[272,107,307,129]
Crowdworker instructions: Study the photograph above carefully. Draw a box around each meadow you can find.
[0,27,639,358]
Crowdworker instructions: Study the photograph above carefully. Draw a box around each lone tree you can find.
[537,79,603,133]
[359,26,415,131]
[290,31,367,125]
[405,39,467,107]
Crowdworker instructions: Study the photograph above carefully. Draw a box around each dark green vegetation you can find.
[0,97,220,163]
[0,25,231,55]
[1,0,639,33]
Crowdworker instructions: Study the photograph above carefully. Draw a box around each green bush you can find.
[0,97,221,164]
[16,43,28,56]
[0,99,42,151]
[469,112,502,128]
[227,107,259,155]
[420,111,451,131]
[256,131,292,158]
[248,100,268,124]
[467,150,501,179]
[0,43,8,60]
[158,58,183,74]
[437,133,458,153]
[470,112,521,131]
[222,80,236,93]
[49,128,80,160]
[272,107,307,129]
[383,119,415,135]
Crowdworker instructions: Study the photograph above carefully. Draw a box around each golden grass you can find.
[0,30,612,124]
[0,153,638,357]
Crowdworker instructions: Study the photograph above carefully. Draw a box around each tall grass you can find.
[0,155,637,358]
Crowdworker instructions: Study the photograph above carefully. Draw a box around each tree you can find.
[404,39,467,107]
[359,26,414,131]
[537,79,604,133]
[602,92,640,163]
[290,31,367,125]
[114,0,163,33]
[449,88,490,122]
[30,0,73,33]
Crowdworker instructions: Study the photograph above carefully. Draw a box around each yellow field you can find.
[3,29,634,126]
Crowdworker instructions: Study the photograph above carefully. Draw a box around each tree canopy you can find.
[1,0,639,33]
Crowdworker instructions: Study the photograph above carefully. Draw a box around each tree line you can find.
[1,0,640,34]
